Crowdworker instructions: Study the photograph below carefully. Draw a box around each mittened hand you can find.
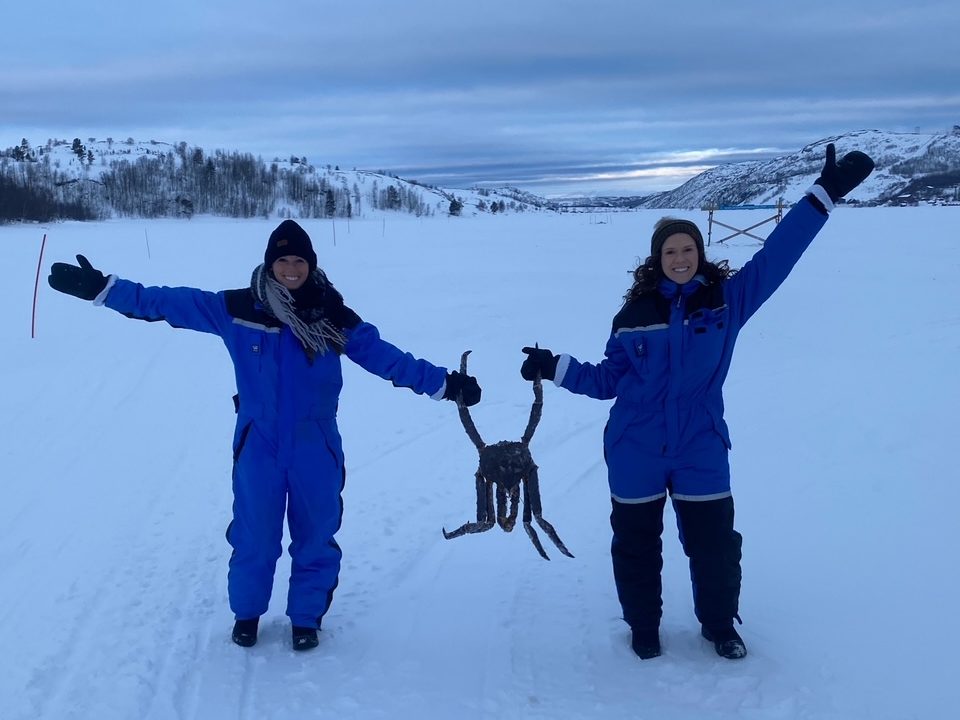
[520,346,558,381]
[443,371,482,406]
[48,254,108,301]
[815,143,875,203]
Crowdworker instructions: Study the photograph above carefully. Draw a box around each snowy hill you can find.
[635,128,960,209]
[0,137,555,222]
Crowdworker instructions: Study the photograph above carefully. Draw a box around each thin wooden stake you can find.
[31,233,47,339]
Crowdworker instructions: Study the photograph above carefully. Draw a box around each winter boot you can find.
[701,624,747,659]
[630,627,661,659]
[232,617,259,647]
[292,625,319,651]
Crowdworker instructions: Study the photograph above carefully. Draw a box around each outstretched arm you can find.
[520,333,630,400]
[554,332,631,400]
[318,290,481,406]
[48,255,229,335]
[344,321,453,399]
[103,279,229,335]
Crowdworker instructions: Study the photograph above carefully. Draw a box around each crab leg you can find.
[443,472,495,539]
[498,485,520,532]
[526,467,574,558]
[522,481,550,559]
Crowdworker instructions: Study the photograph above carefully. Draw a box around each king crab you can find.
[442,350,573,560]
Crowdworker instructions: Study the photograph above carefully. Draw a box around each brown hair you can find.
[623,217,735,304]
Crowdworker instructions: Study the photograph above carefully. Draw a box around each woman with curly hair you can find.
[520,144,874,661]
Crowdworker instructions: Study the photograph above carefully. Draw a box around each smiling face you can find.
[271,255,310,290]
[660,233,700,284]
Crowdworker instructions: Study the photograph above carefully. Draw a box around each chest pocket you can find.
[623,331,666,376]
[688,305,728,335]
[684,306,728,376]
[232,323,276,373]
[243,331,267,371]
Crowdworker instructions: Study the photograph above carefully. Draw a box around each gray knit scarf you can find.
[251,264,347,359]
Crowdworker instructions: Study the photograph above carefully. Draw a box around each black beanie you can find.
[650,219,705,260]
[265,220,317,271]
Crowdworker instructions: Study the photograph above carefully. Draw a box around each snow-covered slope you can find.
[1,206,958,719]
[638,128,960,209]
[1,137,554,220]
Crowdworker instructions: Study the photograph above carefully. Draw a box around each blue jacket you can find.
[554,197,827,458]
[98,280,447,460]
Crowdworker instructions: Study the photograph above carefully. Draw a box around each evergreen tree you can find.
[386,185,401,210]
[325,189,336,217]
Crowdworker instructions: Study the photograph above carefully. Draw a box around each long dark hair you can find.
[622,255,736,304]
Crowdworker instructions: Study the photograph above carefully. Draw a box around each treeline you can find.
[890,144,960,176]
[0,174,96,223]
[0,139,439,223]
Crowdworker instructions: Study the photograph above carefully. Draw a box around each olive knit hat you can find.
[650,218,705,260]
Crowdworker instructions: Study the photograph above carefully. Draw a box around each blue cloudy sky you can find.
[3,0,959,196]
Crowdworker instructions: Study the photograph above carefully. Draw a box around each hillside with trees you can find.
[0,137,546,223]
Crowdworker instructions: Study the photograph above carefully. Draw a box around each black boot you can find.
[292,625,319,651]
[701,624,747,659]
[630,627,661,659]
[232,617,259,647]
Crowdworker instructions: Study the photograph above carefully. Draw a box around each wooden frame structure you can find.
[703,197,786,245]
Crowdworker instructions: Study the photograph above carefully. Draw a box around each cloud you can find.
[3,0,959,195]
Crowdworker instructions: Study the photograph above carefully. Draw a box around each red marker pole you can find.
[31,233,48,339]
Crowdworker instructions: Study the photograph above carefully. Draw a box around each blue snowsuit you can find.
[552,197,827,631]
[98,279,447,628]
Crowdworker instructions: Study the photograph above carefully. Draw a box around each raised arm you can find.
[724,143,874,326]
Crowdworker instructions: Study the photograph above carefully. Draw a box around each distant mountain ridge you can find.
[3,128,958,222]
[616,128,960,210]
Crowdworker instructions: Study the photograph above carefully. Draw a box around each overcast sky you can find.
[3,0,959,196]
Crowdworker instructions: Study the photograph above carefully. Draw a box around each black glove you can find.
[814,143,875,203]
[443,371,481,406]
[48,254,108,301]
[521,346,558,381]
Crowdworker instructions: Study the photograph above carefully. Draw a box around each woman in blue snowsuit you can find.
[48,220,481,651]
[520,144,873,660]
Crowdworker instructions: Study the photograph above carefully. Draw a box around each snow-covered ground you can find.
[2,206,958,719]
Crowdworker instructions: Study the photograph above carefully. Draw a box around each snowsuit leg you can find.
[285,421,346,628]
[227,422,287,620]
[672,495,742,630]
[610,496,667,631]
[604,431,671,631]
